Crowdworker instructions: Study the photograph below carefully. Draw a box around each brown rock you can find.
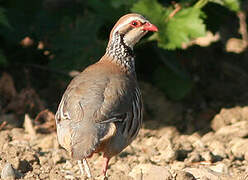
[36,134,56,149]
[0,131,11,150]
[186,151,201,163]
[175,171,196,180]
[211,107,243,131]
[216,121,248,138]
[207,140,227,159]
[184,167,232,180]
[155,139,177,163]
[23,114,36,138]
[200,151,215,162]
[129,164,172,180]
[1,163,16,180]
[229,138,248,159]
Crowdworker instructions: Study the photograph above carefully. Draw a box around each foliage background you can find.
[0,0,245,115]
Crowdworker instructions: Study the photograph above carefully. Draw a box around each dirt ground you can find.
[1,41,248,179]
[1,105,248,180]
[1,78,248,179]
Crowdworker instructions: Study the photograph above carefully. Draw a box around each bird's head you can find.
[108,13,158,49]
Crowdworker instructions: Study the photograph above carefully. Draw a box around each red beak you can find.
[142,22,158,32]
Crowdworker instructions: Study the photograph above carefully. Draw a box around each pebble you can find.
[160,142,177,163]
[209,163,228,174]
[175,171,196,180]
[200,151,214,162]
[186,151,201,163]
[36,134,55,149]
[129,164,172,180]
[229,138,248,159]
[1,163,16,179]
[215,121,248,138]
[184,167,232,180]
[52,150,64,164]
[171,161,186,170]
[207,140,227,159]
[23,114,36,138]
[211,107,243,131]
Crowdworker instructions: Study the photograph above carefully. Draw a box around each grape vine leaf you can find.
[210,0,240,12]
[132,0,206,49]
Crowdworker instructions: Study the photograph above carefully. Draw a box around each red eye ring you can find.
[130,20,142,27]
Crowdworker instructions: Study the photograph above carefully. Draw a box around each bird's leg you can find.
[102,157,110,177]
[78,160,85,176]
[78,159,92,178]
[83,158,92,178]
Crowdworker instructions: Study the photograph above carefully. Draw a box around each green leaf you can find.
[132,0,206,50]
[222,0,240,12]
[0,8,10,28]
[131,0,170,26]
[210,0,240,12]
[159,7,206,49]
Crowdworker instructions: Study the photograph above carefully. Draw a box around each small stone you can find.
[211,107,243,131]
[229,138,248,159]
[10,128,25,141]
[207,140,227,159]
[155,136,171,151]
[62,160,73,169]
[129,164,172,180]
[0,131,11,150]
[171,161,186,171]
[175,171,196,180]
[184,167,231,180]
[244,151,248,161]
[185,168,219,180]
[187,133,201,145]
[215,121,248,138]
[52,150,64,164]
[186,152,201,163]
[1,163,16,179]
[161,142,177,163]
[39,156,48,165]
[201,132,215,143]
[23,114,36,138]
[180,140,193,152]
[36,135,54,149]
[201,151,214,162]
[209,163,228,174]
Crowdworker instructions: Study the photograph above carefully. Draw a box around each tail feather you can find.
[56,120,99,160]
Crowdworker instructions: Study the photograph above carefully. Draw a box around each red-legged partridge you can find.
[55,13,158,178]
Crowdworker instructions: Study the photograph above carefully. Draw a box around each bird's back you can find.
[55,57,141,160]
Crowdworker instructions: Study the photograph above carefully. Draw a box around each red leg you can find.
[102,157,110,177]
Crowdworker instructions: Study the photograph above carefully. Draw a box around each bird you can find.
[55,13,158,178]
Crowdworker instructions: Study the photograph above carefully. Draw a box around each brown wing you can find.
[55,62,138,159]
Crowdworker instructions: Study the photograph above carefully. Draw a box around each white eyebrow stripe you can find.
[113,16,146,35]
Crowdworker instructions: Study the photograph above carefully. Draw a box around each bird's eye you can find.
[132,21,138,26]
[130,20,141,27]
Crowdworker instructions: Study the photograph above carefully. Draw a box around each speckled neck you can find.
[106,33,135,72]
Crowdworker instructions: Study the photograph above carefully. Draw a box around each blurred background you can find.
[0,0,247,134]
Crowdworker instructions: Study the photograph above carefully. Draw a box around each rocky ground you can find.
[1,40,248,179]
[1,105,248,180]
